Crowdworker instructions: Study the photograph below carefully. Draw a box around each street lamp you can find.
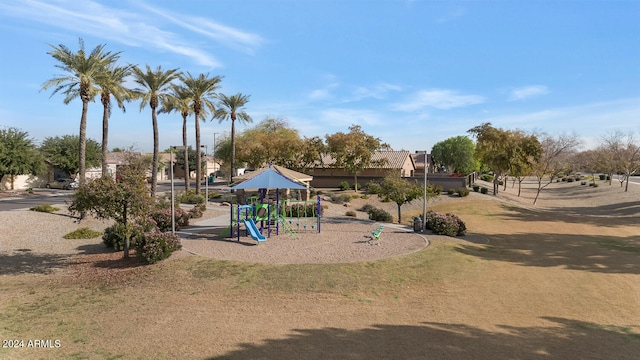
[423,151,428,232]
[417,150,428,233]
[170,146,185,234]
[201,144,208,208]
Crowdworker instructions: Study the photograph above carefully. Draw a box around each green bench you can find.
[371,225,384,241]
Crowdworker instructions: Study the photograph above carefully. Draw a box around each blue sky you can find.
[1,0,639,154]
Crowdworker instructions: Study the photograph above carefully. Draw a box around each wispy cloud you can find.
[0,0,261,67]
[393,89,485,111]
[509,85,549,101]
[351,82,403,101]
[134,1,263,55]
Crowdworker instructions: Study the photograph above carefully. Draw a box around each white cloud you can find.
[0,0,261,67]
[393,89,485,111]
[351,82,403,101]
[509,85,549,101]
[308,88,332,101]
[134,1,263,55]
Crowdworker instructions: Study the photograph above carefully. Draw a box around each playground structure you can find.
[229,194,322,243]
[224,165,321,243]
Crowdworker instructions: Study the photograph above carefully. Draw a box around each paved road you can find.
[0,191,73,211]
[613,175,640,186]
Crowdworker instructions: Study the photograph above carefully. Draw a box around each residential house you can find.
[308,150,416,188]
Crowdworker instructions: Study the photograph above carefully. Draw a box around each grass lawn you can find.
[1,196,639,359]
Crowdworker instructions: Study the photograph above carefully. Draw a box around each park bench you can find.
[371,225,384,242]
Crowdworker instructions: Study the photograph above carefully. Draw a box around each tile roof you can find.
[318,150,413,169]
[410,152,431,169]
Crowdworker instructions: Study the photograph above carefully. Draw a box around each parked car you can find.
[46,178,78,190]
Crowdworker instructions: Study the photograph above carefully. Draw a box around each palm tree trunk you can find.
[151,107,159,196]
[230,118,236,184]
[101,100,109,178]
[182,114,189,192]
[78,99,89,186]
[195,113,201,194]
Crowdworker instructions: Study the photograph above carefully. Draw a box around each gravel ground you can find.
[0,198,435,270]
[178,218,429,264]
[0,210,112,275]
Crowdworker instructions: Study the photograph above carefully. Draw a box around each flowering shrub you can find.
[188,204,204,219]
[137,232,182,264]
[425,211,467,237]
[149,208,190,232]
[102,223,146,250]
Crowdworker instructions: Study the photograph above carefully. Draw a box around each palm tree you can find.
[160,85,193,192]
[95,64,134,177]
[214,93,252,184]
[41,38,120,186]
[131,65,181,195]
[181,72,222,194]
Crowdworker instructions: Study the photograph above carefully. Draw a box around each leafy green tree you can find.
[40,135,101,178]
[41,38,121,186]
[235,118,303,169]
[174,146,206,175]
[160,85,194,191]
[431,136,478,174]
[468,123,513,195]
[507,131,542,196]
[377,174,423,224]
[215,93,252,184]
[132,64,181,195]
[181,72,222,194]
[0,127,44,189]
[325,124,386,192]
[69,153,153,258]
[96,64,134,176]
[293,136,326,172]
[469,123,542,196]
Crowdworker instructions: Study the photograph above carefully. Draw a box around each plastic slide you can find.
[243,219,267,242]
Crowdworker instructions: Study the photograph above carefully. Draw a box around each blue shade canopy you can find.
[228,167,307,190]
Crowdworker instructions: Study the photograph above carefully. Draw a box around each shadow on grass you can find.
[0,251,69,275]
[456,232,640,274]
[207,317,640,360]
[70,244,146,269]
